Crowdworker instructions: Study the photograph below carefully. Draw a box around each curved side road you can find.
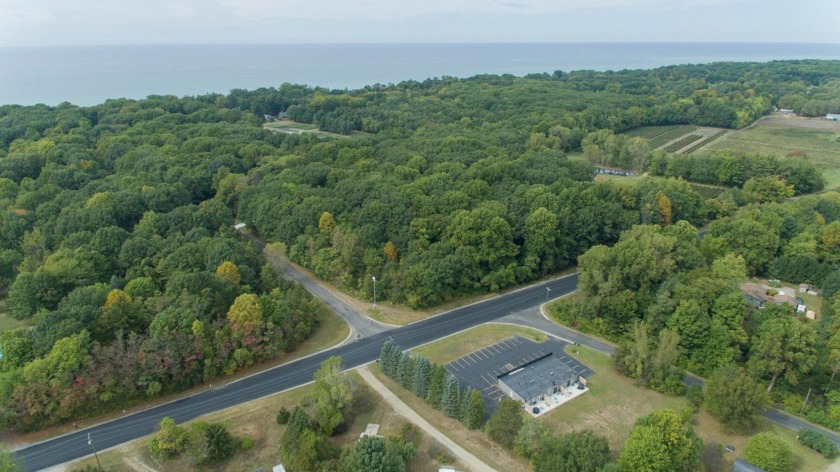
[358,366,495,472]
[15,275,578,471]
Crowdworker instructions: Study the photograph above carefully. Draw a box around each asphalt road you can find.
[15,274,578,471]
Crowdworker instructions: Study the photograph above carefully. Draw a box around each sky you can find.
[0,0,837,47]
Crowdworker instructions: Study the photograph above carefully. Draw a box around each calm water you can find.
[1,43,839,106]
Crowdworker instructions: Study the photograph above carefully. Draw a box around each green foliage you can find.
[202,423,237,464]
[514,416,549,459]
[276,407,291,425]
[484,397,524,450]
[797,428,838,458]
[463,388,487,430]
[532,430,611,472]
[748,313,818,394]
[704,365,768,432]
[0,444,22,472]
[744,432,793,472]
[617,409,702,472]
[308,355,355,435]
[441,372,461,419]
[338,435,411,472]
[148,417,189,459]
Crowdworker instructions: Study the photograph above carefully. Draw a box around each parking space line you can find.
[478,350,490,360]
[468,353,481,364]
[489,345,502,354]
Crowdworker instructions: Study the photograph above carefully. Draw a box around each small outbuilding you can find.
[826,114,840,121]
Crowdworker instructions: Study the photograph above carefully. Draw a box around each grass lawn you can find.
[70,372,459,472]
[0,298,28,332]
[706,124,840,189]
[558,346,832,471]
[413,322,547,364]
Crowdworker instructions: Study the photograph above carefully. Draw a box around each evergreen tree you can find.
[459,387,472,424]
[398,352,415,390]
[379,340,394,377]
[441,372,461,418]
[426,364,446,407]
[412,355,431,398]
[463,388,487,430]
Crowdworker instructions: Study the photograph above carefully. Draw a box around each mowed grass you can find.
[413,322,547,364]
[552,345,832,471]
[70,372,459,472]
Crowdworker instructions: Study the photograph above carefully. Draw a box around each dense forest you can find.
[0,60,839,431]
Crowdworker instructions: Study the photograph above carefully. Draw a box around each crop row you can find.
[624,125,681,139]
[647,126,699,148]
[683,131,724,154]
[663,134,703,152]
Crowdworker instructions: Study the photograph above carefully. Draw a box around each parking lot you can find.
[444,335,593,412]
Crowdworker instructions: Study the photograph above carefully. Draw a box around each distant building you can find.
[497,352,586,405]
[826,113,840,121]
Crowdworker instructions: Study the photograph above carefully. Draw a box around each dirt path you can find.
[358,366,496,472]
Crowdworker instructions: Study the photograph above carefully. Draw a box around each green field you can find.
[706,125,840,189]
[664,134,703,152]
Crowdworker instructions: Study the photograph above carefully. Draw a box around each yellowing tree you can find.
[226,294,263,330]
[318,211,336,232]
[105,289,132,307]
[215,261,241,284]
[823,221,840,253]
[384,241,399,262]
[657,194,673,227]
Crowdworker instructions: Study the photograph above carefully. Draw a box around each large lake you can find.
[1,43,839,106]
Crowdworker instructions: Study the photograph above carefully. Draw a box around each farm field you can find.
[706,117,840,189]
[624,125,698,149]
[623,125,724,153]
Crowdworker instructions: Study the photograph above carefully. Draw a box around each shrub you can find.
[686,384,704,408]
[744,432,793,472]
[797,428,838,458]
[276,407,291,425]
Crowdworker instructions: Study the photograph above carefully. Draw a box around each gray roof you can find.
[497,352,581,402]
[732,458,766,472]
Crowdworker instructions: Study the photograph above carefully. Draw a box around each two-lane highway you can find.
[16,274,578,471]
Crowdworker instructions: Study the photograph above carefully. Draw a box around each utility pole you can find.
[372,276,377,308]
[88,433,103,471]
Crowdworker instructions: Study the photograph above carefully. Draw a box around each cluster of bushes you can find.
[277,404,416,472]
[148,417,249,466]
[648,149,824,195]
[379,341,486,429]
[797,428,838,458]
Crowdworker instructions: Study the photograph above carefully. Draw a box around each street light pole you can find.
[372,276,377,308]
[545,287,551,303]
[88,433,103,471]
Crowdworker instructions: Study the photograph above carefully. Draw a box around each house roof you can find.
[732,458,766,472]
[497,352,581,402]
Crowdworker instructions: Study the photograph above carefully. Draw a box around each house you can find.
[732,458,766,472]
[497,352,586,405]
[826,113,840,121]
[739,282,798,309]
[740,282,769,308]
